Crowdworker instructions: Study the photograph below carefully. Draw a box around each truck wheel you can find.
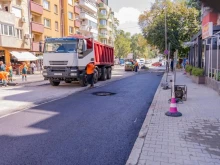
[49,80,60,86]
[93,70,98,84]
[107,68,112,79]
[101,67,107,81]
[65,80,71,83]
[79,74,88,87]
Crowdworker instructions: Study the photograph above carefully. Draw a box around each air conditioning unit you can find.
[24,34,31,39]
[21,17,26,23]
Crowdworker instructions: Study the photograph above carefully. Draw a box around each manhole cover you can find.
[92,92,116,96]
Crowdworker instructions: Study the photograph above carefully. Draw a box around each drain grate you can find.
[92,91,116,96]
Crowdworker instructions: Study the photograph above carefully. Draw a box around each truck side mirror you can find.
[83,39,87,52]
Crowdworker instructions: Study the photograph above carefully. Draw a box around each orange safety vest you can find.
[0,71,9,80]
[86,63,95,74]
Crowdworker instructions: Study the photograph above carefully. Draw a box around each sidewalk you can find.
[127,71,220,165]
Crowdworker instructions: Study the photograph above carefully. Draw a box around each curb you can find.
[126,73,166,165]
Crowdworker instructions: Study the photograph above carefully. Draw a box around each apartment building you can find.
[76,0,98,40]
[98,2,116,46]
[30,0,61,52]
[0,0,31,64]
[62,0,81,36]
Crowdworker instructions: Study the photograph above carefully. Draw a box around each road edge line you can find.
[126,72,166,165]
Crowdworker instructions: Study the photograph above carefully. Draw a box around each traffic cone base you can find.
[165,95,182,117]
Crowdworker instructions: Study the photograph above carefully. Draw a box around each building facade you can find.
[0,0,117,64]
[98,2,116,46]
[0,0,31,64]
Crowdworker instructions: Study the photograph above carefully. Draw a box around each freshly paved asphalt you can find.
[0,71,163,165]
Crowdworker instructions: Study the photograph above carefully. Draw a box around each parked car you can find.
[152,62,162,67]
[125,61,134,71]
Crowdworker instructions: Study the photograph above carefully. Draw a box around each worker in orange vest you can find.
[86,60,95,88]
[134,60,139,72]
[19,62,28,81]
[0,71,9,87]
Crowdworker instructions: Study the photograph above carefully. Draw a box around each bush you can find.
[185,65,193,73]
[192,67,204,77]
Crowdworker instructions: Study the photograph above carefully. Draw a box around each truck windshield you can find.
[44,41,78,53]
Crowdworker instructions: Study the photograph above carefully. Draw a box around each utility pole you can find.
[164,0,168,73]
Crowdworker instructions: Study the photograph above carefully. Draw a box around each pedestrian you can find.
[30,62,36,74]
[134,60,139,72]
[20,62,28,81]
[170,59,174,72]
[86,60,95,88]
[6,62,13,82]
[0,71,9,87]
[0,61,5,71]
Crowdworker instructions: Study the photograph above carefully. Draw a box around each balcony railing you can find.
[75,20,81,28]
[31,22,44,33]
[99,24,107,29]
[0,10,15,25]
[99,33,109,38]
[74,6,80,15]
[30,1,43,15]
[79,0,97,13]
[98,13,108,19]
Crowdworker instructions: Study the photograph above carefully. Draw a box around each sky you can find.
[109,0,155,35]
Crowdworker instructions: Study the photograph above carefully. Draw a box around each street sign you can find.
[202,22,213,39]
[164,50,169,55]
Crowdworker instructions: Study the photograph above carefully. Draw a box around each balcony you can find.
[99,3,110,12]
[30,1,43,15]
[0,10,15,25]
[31,22,44,34]
[79,0,97,13]
[80,25,98,34]
[98,13,108,19]
[74,20,81,28]
[32,42,44,52]
[80,12,97,23]
[99,24,107,29]
[99,33,109,39]
[74,6,80,15]
[0,35,18,48]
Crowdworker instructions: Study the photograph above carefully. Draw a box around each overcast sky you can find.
[108,0,155,35]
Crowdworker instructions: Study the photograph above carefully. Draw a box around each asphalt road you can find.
[0,71,163,165]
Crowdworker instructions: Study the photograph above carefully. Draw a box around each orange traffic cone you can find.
[165,93,182,117]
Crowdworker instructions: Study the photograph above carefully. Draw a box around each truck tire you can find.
[49,80,60,86]
[93,70,98,84]
[100,67,107,81]
[107,67,112,79]
[79,74,88,87]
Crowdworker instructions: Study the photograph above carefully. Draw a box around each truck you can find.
[42,35,114,87]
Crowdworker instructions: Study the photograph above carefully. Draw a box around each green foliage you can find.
[214,72,220,81]
[185,65,193,73]
[192,67,204,77]
[114,30,131,59]
[138,0,200,57]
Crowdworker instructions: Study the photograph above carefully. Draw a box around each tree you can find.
[114,30,131,59]
[139,0,200,57]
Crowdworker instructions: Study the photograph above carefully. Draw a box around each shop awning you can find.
[11,51,38,61]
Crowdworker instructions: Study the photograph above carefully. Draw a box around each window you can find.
[11,7,22,18]
[55,21,58,31]
[68,12,73,20]
[43,0,50,10]
[100,19,107,25]
[100,10,107,15]
[1,24,14,36]
[44,18,51,28]
[69,26,73,34]
[15,29,23,39]
[88,20,97,29]
[54,4,58,13]
[101,39,107,44]
[68,0,73,5]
